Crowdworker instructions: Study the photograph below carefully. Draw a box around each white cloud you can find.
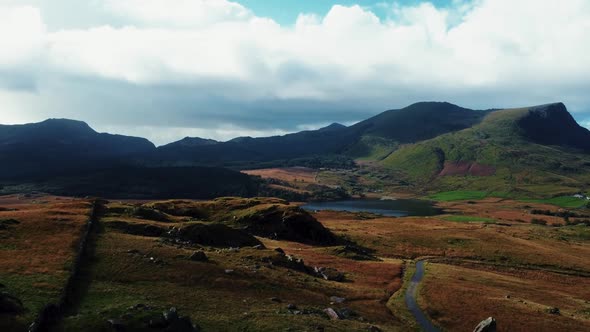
[1,0,590,142]
[0,6,45,66]
[103,0,252,27]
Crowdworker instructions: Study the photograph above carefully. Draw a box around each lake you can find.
[302,198,441,217]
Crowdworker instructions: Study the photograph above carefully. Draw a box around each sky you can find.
[1,0,590,145]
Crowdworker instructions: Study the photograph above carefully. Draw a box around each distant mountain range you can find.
[1,101,589,198]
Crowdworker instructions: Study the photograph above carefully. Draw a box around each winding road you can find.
[404,260,441,332]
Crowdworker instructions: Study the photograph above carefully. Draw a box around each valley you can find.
[2,101,590,331]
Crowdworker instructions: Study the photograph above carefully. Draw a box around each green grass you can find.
[429,191,490,201]
[346,135,400,161]
[430,190,588,209]
[442,215,496,223]
[524,196,588,209]
[381,144,443,183]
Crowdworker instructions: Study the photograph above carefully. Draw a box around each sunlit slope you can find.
[382,103,590,196]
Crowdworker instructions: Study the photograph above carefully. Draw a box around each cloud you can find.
[0,6,45,66]
[102,0,252,27]
[1,0,590,143]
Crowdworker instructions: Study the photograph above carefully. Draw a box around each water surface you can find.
[302,198,441,217]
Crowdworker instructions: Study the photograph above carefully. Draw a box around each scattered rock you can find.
[253,244,264,250]
[189,251,208,262]
[261,252,307,272]
[314,267,344,282]
[287,304,297,310]
[163,307,179,323]
[505,294,511,299]
[224,269,234,274]
[473,317,497,332]
[547,307,560,315]
[329,296,346,304]
[132,206,171,222]
[367,325,382,332]
[323,308,341,320]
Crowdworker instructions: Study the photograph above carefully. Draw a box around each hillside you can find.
[381,103,590,197]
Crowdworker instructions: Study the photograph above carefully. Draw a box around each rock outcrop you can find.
[473,317,496,332]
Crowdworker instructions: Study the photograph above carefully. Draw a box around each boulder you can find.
[473,317,496,332]
[173,223,262,248]
[163,307,179,323]
[323,308,341,320]
[329,296,346,304]
[189,251,208,262]
[314,267,344,282]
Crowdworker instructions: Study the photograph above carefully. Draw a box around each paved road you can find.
[405,260,441,332]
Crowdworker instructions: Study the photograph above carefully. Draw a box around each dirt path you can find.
[404,260,441,332]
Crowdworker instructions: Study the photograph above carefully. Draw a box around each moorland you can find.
[2,101,590,331]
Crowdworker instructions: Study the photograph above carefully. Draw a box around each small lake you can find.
[302,198,441,217]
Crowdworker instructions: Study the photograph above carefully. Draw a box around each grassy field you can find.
[442,215,496,223]
[429,190,589,209]
[430,191,493,201]
[55,199,406,331]
[420,263,590,331]
[0,195,91,331]
[3,195,590,331]
[525,196,589,209]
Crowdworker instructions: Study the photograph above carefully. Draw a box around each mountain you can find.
[4,101,589,199]
[160,137,218,148]
[381,102,590,196]
[0,119,156,179]
[154,102,491,167]
[348,102,489,142]
[153,120,359,167]
[517,103,590,151]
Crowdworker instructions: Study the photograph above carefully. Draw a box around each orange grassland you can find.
[313,198,590,331]
[2,195,590,331]
[243,167,319,185]
[0,195,91,328]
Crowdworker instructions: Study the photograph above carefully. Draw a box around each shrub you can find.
[531,218,547,226]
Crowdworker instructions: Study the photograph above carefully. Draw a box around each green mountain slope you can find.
[382,103,590,197]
